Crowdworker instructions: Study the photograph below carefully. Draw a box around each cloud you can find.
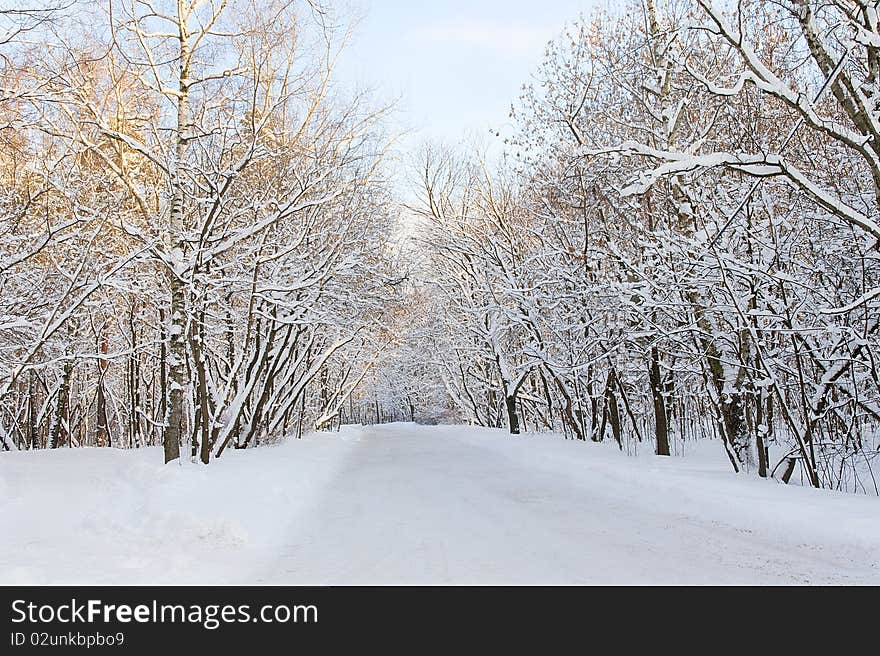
[406,19,554,59]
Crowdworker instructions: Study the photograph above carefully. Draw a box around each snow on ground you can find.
[1,423,878,584]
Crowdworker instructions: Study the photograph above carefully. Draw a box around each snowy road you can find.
[258,424,879,585]
[2,423,878,584]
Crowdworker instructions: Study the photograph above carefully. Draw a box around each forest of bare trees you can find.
[410,0,880,494]
[0,0,405,463]
[3,0,879,496]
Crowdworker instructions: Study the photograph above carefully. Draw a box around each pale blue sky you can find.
[335,0,614,157]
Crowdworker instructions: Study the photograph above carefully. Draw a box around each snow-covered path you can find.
[1,423,878,584]
[261,424,879,584]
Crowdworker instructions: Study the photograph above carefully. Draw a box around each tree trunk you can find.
[163,24,192,465]
[587,366,599,441]
[548,369,585,441]
[505,393,520,434]
[604,369,622,450]
[28,371,39,449]
[755,388,769,478]
[95,333,110,448]
[49,360,73,449]
[164,277,186,463]
[649,346,670,456]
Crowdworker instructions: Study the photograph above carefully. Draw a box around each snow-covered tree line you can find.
[4,0,880,494]
[413,0,880,493]
[0,0,404,462]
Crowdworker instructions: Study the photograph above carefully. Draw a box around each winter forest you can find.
[4,0,880,528]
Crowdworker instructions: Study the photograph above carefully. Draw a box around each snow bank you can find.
[0,427,366,584]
